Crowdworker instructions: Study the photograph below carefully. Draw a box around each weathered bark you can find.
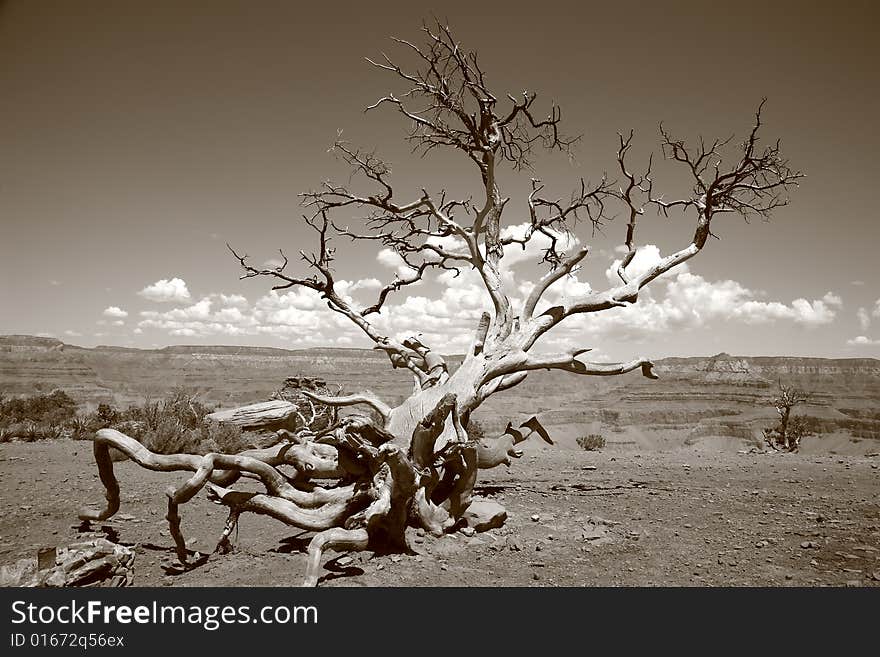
[206,400,300,430]
[79,384,515,586]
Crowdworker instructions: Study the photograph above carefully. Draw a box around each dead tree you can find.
[763,382,812,452]
[80,21,802,585]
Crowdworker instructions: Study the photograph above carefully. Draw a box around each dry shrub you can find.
[576,433,606,451]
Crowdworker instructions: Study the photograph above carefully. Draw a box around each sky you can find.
[1,0,878,360]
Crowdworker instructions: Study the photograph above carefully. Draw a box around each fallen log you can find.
[206,400,299,431]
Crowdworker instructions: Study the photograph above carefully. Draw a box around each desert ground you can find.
[1,441,879,587]
[1,335,878,586]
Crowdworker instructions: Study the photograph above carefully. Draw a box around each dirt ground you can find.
[1,439,878,587]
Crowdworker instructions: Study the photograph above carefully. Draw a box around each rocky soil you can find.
[2,440,878,587]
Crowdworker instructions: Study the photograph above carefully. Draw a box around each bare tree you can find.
[763,382,813,452]
[80,21,802,585]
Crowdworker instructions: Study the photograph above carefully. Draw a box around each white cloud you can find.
[103,306,128,318]
[538,260,843,349]
[851,280,865,286]
[605,244,690,286]
[857,307,870,331]
[133,327,143,335]
[138,278,191,303]
[376,249,419,280]
[873,299,880,318]
[211,293,249,309]
[501,222,580,269]
[787,297,839,326]
[136,287,336,341]
[126,239,844,353]
[822,292,843,307]
[49,280,60,286]
[847,335,880,347]
[112,320,125,326]
[63,330,82,337]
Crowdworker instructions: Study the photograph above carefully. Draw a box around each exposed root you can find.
[215,508,240,554]
[78,391,516,585]
[303,528,370,587]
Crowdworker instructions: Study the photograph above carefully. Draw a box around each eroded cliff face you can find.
[2,337,878,452]
[659,353,880,379]
[0,337,415,407]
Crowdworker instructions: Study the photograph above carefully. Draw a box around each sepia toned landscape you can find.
[2,3,879,589]
[1,335,878,587]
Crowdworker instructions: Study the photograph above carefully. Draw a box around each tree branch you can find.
[300,391,392,423]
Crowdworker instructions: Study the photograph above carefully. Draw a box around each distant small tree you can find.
[577,434,606,451]
[92,403,119,429]
[763,382,812,452]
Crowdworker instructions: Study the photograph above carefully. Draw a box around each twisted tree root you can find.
[78,391,510,586]
[215,508,241,554]
[81,429,366,563]
[302,528,369,587]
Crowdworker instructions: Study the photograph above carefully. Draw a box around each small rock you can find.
[390,555,402,563]
[845,580,861,587]
[801,541,819,549]
[463,499,507,532]
[460,527,476,537]
[755,540,768,548]
[336,556,353,567]
[530,514,540,522]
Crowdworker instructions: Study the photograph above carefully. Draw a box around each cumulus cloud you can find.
[376,249,419,280]
[874,299,880,318]
[138,278,191,303]
[523,246,843,349]
[129,240,844,353]
[103,306,128,318]
[63,330,82,337]
[137,286,337,341]
[858,307,871,331]
[847,335,880,346]
[604,244,690,286]
[822,292,843,307]
[500,223,580,269]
